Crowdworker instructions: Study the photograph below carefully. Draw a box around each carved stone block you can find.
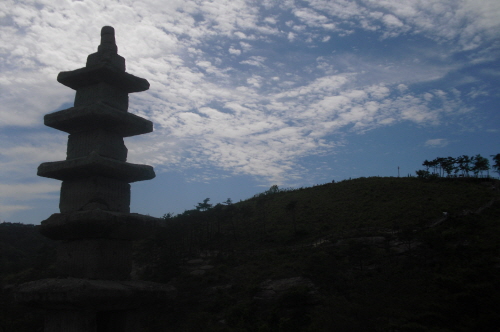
[67,129,127,161]
[60,176,130,213]
[56,239,132,280]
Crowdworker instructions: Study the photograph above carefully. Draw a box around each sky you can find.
[1,0,499,224]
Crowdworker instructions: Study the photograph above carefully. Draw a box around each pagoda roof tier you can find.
[38,152,155,183]
[57,63,149,93]
[40,210,165,240]
[45,103,153,137]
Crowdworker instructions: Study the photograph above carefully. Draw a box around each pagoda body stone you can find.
[14,26,175,332]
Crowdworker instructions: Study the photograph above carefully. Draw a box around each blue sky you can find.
[1,0,499,224]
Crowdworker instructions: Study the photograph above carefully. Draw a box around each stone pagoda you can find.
[15,26,175,332]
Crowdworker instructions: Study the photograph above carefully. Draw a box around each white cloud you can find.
[425,138,449,148]
[229,46,242,55]
[239,41,252,51]
[264,17,277,25]
[298,0,500,51]
[0,133,67,177]
[397,84,408,92]
[239,56,267,67]
[0,204,33,213]
[0,180,60,221]
[246,75,263,88]
[382,14,404,27]
[293,7,336,30]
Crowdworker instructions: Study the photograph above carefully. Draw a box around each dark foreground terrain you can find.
[2,177,500,331]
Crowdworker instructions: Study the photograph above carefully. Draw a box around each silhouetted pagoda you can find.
[15,26,175,332]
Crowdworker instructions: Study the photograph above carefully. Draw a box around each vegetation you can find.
[492,153,500,176]
[416,154,497,179]
[0,222,56,331]
[2,176,500,331]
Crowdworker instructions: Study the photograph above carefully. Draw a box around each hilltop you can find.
[2,176,500,331]
[138,176,500,331]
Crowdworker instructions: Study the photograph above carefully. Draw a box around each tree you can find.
[435,157,446,177]
[491,154,500,177]
[416,170,430,179]
[223,198,233,205]
[456,155,472,177]
[440,157,456,177]
[195,198,212,211]
[472,154,490,177]
[422,159,431,172]
[266,185,280,195]
[427,158,439,175]
[162,212,175,219]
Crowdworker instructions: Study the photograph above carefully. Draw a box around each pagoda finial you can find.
[98,26,118,54]
[86,25,125,71]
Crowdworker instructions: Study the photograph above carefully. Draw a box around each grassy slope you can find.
[238,177,496,243]
[138,177,500,331]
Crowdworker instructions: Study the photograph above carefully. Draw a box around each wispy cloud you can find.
[240,56,267,67]
[0,182,60,200]
[425,138,450,148]
[0,204,33,214]
[304,0,500,51]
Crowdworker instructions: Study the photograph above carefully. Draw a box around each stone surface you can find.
[254,277,318,302]
[41,308,143,332]
[15,278,177,310]
[56,239,132,279]
[40,210,165,240]
[67,129,128,161]
[44,310,140,332]
[60,176,130,213]
[44,103,153,137]
[74,82,129,111]
[334,236,387,246]
[44,310,97,332]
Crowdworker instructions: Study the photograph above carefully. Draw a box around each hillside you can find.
[134,177,500,331]
[2,177,500,331]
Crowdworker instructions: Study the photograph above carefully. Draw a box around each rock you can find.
[190,270,206,276]
[254,277,318,302]
[200,265,214,270]
[15,278,177,310]
[335,236,386,246]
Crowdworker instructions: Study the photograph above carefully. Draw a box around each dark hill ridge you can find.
[136,176,500,331]
[2,177,500,331]
[147,177,499,254]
